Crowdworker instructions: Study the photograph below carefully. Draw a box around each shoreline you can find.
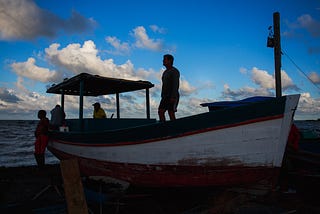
[1,164,320,213]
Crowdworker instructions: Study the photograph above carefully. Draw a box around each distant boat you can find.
[46,72,300,187]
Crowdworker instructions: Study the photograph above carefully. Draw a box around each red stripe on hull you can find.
[48,147,280,187]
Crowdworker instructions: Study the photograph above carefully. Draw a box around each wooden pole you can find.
[60,159,88,214]
[273,12,282,97]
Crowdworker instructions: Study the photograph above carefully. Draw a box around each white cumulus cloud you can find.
[132,26,163,51]
[11,57,61,82]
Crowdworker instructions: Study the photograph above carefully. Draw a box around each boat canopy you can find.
[46,73,154,96]
[46,73,155,120]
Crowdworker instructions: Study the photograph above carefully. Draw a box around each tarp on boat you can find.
[201,96,274,111]
[46,73,154,96]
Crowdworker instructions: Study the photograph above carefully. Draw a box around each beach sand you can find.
[1,163,320,214]
[0,164,64,213]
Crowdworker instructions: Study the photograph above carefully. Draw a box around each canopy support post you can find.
[116,93,120,119]
[60,90,65,112]
[79,80,84,130]
[146,88,150,119]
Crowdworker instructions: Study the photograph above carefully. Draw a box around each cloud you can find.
[105,36,130,55]
[280,70,301,91]
[176,97,208,117]
[0,0,96,41]
[8,39,179,91]
[296,14,320,38]
[222,67,300,99]
[15,76,28,93]
[0,88,22,103]
[296,92,320,118]
[179,79,197,96]
[239,67,248,74]
[5,38,200,119]
[309,71,320,84]
[104,25,172,55]
[131,26,163,51]
[251,67,274,89]
[285,14,320,38]
[44,40,166,84]
[149,25,167,34]
[45,40,141,80]
[222,84,272,99]
[251,67,300,91]
[284,14,320,55]
[11,57,62,82]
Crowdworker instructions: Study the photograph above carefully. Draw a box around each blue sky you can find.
[0,0,319,120]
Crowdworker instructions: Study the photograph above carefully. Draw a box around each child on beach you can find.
[34,110,49,168]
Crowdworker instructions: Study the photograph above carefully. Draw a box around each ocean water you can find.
[0,120,59,167]
[0,120,319,167]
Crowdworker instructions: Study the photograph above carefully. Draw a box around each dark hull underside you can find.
[49,147,280,187]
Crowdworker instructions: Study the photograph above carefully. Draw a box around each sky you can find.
[0,0,319,121]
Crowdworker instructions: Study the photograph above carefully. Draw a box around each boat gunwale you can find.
[49,113,284,147]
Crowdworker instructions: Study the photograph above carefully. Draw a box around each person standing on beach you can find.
[50,104,66,129]
[158,54,180,122]
[34,110,49,169]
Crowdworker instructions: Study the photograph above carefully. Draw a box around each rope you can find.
[281,49,320,91]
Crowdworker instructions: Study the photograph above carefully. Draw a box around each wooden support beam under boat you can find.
[61,159,88,214]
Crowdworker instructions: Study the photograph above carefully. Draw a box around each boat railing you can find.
[64,118,157,132]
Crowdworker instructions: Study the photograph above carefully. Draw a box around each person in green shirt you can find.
[92,102,106,118]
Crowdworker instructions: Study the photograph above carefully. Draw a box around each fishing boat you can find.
[46,72,300,187]
[46,12,300,188]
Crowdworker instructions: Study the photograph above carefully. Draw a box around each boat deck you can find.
[62,118,157,132]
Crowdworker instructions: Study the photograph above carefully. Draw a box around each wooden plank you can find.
[60,159,88,214]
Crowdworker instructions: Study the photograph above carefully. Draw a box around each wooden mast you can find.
[273,12,282,97]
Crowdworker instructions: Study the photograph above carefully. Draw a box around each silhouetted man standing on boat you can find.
[158,54,180,122]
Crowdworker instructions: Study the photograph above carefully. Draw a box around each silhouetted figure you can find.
[158,54,180,122]
[93,102,106,118]
[34,110,49,169]
[50,104,66,129]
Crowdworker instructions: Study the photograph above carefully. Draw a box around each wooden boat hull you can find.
[48,94,300,187]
